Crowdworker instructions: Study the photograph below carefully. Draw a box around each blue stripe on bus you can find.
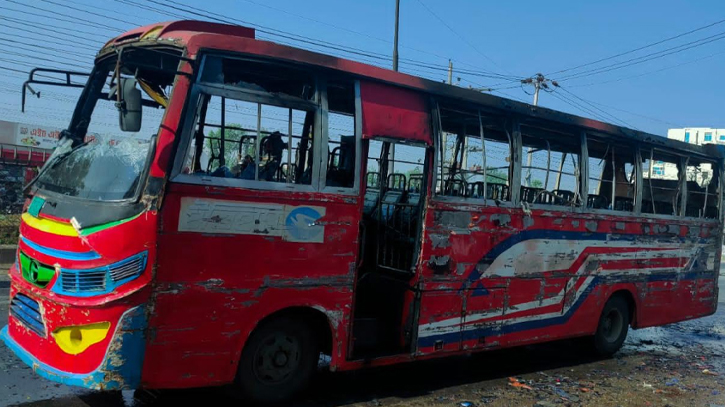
[21,236,100,261]
[420,271,715,348]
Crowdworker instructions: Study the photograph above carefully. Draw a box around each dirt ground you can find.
[2,273,724,407]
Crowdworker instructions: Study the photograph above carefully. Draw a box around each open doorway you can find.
[351,138,428,359]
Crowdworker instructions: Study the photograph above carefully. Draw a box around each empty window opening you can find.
[436,105,512,201]
[326,80,357,188]
[520,129,581,206]
[686,159,720,218]
[642,150,681,216]
[587,138,636,212]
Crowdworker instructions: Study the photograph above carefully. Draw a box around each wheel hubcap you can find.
[602,309,624,342]
[253,333,301,384]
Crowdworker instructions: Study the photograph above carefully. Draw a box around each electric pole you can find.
[521,74,558,185]
[447,60,453,85]
[393,0,400,72]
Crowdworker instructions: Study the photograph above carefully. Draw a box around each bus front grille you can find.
[10,293,46,337]
[60,269,107,293]
[109,254,145,283]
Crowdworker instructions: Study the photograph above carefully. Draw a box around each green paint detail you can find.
[19,252,55,288]
[79,213,143,236]
[28,197,45,218]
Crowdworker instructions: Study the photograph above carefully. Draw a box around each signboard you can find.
[0,120,148,150]
[15,124,63,149]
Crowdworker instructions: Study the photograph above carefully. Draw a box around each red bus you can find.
[2,21,722,403]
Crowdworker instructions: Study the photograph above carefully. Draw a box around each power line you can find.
[569,97,681,127]
[568,49,725,88]
[37,0,140,28]
[548,90,613,124]
[558,30,725,81]
[0,15,110,41]
[413,0,514,76]
[0,36,90,60]
[556,87,637,129]
[548,18,725,76]
[2,0,124,33]
[0,21,100,52]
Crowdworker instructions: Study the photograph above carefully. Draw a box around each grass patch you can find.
[0,214,21,245]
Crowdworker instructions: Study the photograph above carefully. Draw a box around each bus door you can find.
[350,82,431,359]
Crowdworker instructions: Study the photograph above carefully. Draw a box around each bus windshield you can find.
[33,48,180,202]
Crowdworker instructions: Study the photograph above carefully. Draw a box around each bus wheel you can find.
[235,316,319,404]
[593,295,630,357]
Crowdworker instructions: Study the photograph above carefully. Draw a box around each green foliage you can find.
[531,179,543,188]
[207,124,256,167]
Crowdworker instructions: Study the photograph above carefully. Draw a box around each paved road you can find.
[1,269,723,407]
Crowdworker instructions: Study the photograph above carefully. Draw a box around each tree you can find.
[531,179,543,188]
[206,124,256,168]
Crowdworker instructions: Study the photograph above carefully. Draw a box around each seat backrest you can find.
[520,186,543,203]
[613,197,634,212]
[552,189,575,204]
[486,183,509,200]
[587,194,609,209]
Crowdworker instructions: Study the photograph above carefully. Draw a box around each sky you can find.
[0,0,724,136]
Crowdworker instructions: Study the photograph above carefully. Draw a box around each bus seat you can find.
[520,186,543,203]
[444,179,467,197]
[552,189,575,204]
[468,182,484,198]
[486,183,509,200]
[614,197,634,212]
[363,188,380,216]
[587,194,609,209]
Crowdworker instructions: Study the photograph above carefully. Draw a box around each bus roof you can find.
[106,20,724,161]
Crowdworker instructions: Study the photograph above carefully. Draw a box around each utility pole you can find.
[392,0,400,72]
[521,73,558,186]
[447,60,453,85]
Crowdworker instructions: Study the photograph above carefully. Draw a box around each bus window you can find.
[186,94,315,184]
[685,160,719,218]
[642,150,681,216]
[520,130,581,206]
[436,106,512,201]
[182,56,320,186]
[326,80,357,188]
[587,138,636,212]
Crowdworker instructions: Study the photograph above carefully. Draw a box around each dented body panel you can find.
[416,201,720,354]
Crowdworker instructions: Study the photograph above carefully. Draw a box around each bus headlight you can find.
[51,322,111,355]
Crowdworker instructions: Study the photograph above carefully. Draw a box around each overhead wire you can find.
[413,0,514,76]
[548,18,725,76]
[568,49,725,88]
[2,0,124,33]
[558,30,725,81]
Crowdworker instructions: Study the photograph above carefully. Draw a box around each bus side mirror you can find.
[118,78,142,132]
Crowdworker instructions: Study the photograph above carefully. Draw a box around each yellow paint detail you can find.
[52,322,111,355]
[21,213,78,237]
[140,26,163,40]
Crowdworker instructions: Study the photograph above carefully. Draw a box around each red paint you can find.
[360,81,432,144]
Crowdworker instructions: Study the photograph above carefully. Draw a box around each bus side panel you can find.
[415,200,720,354]
[140,184,359,389]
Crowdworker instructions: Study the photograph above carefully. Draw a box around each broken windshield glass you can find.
[35,136,153,201]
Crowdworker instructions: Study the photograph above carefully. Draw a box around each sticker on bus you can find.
[178,197,326,243]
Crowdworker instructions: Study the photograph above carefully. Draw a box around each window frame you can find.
[431,102,518,208]
[169,53,362,195]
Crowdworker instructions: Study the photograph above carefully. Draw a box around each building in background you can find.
[654,127,723,186]
[0,120,59,213]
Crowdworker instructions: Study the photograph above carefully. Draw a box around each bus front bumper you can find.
[1,305,146,391]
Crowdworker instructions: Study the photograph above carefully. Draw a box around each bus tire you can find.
[592,295,630,357]
[235,316,319,404]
